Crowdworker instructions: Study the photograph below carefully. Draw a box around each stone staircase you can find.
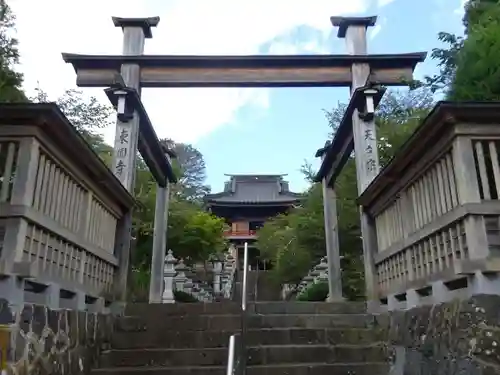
[94,302,389,375]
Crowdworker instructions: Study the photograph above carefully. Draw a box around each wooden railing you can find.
[0,104,135,311]
[373,148,467,297]
[359,102,500,311]
[375,151,459,253]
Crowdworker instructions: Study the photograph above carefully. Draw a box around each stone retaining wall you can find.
[0,299,114,375]
[376,294,500,375]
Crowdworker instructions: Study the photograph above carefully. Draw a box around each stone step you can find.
[111,328,384,349]
[92,363,389,375]
[251,302,366,315]
[252,328,384,347]
[100,345,389,367]
[115,313,372,333]
[249,363,389,375]
[124,302,241,317]
[116,314,242,333]
[250,314,372,329]
[125,302,367,316]
[123,302,366,320]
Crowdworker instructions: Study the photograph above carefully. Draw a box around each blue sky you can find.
[10,0,466,195]
[197,0,465,193]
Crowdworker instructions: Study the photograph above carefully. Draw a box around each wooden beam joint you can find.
[105,85,177,186]
[315,84,386,186]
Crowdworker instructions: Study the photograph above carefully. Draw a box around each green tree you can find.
[257,212,312,285]
[132,137,220,271]
[31,88,114,164]
[132,195,228,269]
[163,139,211,201]
[463,0,499,32]
[170,206,227,264]
[424,0,500,97]
[0,0,25,102]
[424,32,463,95]
[448,4,500,101]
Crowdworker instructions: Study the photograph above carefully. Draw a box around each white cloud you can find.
[377,0,396,7]
[9,0,371,143]
[369,24,382,40]
[454,0,467,14]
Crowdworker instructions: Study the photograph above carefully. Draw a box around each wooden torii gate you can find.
[62,15,425,304]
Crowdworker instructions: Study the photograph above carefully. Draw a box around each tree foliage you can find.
[448,3,500,101]
[423,32,463,95]
[163,139,211,202]
[462,0,499,33]
[31,88,115,165]
[167,200,227,264]
[0,0,25,102]
[424,0,500,99]
[132,194,227,269]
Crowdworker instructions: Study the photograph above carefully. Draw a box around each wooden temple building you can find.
[204,174,302,269]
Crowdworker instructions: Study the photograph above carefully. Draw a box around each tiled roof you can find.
[205,174,302,204]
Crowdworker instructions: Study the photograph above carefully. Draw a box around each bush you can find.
[174,290,199,303]
[296,281,329,301]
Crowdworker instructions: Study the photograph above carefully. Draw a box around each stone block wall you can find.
[375,294,500,375]
[0,299,114,375]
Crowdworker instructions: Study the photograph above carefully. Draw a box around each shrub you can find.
[174,290,199,303]
[296,281,329,302]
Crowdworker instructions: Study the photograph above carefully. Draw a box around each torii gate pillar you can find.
[110,17,170,304]
[334,16,380,308]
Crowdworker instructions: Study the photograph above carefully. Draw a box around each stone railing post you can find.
[281,283,295,300]
[222,253,235,299]
[304,273,314,289]
[200,287,208,302]
[316,257,328,283]
[311,265,321,284]
[205,285,214,302]
[174,259,188,292]
[213,260,223,295]
[222,272,232,298]
[197,285,204,301]
[317,258,330,300]
[298,280,307,294]
[220,272,228,295]
[162,250,177,304]
[192,283,201,301]
[184,278,193,295]
[197,284,204,302]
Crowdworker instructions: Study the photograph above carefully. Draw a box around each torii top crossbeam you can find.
[62,16,426,89]
[62,53,425,88]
